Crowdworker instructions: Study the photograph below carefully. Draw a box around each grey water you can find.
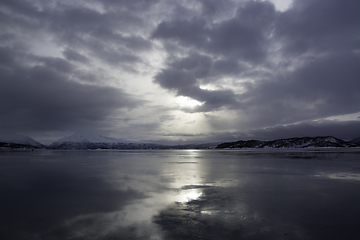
[1,149,360,240]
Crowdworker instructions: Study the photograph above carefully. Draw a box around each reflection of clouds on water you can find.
[58,211,162,240]
[314,172,360,182]
[1,150,360,239]
[0,162,151,239]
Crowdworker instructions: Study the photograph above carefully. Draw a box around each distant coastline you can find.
[1,134,359,150]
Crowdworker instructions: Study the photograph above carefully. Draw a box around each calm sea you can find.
[1,149,360,240]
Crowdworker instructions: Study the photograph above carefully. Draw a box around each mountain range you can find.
[0,133,44,149]
[216,136,360,149]
[47,133,163,150]
[1,133,360,150]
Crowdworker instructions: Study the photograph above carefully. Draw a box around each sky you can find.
[0,0,359,145]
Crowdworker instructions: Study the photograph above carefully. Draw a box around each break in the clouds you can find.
[0,0,359,144]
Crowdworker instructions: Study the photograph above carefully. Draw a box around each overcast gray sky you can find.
[1,0,359,144]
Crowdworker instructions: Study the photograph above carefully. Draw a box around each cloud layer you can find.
[0,0,359,143]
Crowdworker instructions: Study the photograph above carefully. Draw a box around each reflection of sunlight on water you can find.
[161,150,206,203]
[99,150,208,239]
[177,189,203,202]
[201,210,213,215]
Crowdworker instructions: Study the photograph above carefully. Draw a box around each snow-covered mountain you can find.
[48,133,164,149]
[216,136,360,149]
[349,137,360,146]
[0,133,44,148]
[52,132,129,144]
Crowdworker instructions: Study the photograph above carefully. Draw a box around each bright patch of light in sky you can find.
[322,112,360,122]
[199,84,217,91]
[268,0,293,11]
[176,96,203,108]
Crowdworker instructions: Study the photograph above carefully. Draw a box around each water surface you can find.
[1,149,360,239]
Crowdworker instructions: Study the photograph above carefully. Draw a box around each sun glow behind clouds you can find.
[176,96,203,108]
[268,0,293,11]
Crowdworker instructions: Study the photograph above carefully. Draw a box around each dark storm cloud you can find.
[152,0,277,112]
[153,18,209,49]
[154,51,250,112]
[0,0,155,136]
[237,0,359,130]
[198,0,236,17]
[47,4,152,71]
[208,0,275,62]
[1,0,359,141]
[153,0,360,135]
[167,53,247,80]
[153,0,275,62]
[237,50,360,129]
[101,0,159,12]
[277,0,360,55]
[154,53,249,112]
[154,59,239,112]
[0,0,153,72]
[0,46,143,132]
[35,55,75,73]
[62,48,89,63]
